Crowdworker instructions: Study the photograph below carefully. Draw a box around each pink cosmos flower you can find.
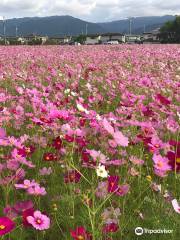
[148,135,164,153]
[15,179,36,189]
[130,156,144,165]
[102,119,129,147]
[27,211,50,230]
[95,181,108,199]
[86,149,107,165]
[0,217,15,236]
[27,185,47,196]
[153,154,171,172]
[102,118,114,135]
[113,131,129,147]
[39,167,52,176]
[116,184,130,196]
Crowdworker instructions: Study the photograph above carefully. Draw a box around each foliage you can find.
[73,34,86,44]
[159,16,180,43]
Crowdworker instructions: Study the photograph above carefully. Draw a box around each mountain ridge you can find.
[0,15,176,36]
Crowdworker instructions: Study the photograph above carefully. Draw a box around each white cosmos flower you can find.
[71,91,77,96]
[172,199,180,214]
[96,114,102,121]
[77,103,89,114]
[64,89,71,94]
[96,164,108,178]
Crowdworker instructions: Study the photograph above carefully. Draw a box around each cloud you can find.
[0,0,179,22]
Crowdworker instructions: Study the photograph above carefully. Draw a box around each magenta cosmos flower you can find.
[64,170,81,183]
[103,223,119,233]
[108,176,119,193]
[27,211,50,230]
[70,226,92,240]
[167,140,180,172]
[0,217,15,236]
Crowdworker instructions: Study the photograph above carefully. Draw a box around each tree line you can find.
[159,16,180,43]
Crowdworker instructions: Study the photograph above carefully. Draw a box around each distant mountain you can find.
[98,15,176,34]
[0,15,176,37]
[0,15,105,36]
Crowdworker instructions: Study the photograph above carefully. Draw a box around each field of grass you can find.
[0,45,179,240]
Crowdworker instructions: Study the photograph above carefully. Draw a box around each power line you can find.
[3,16,7,45]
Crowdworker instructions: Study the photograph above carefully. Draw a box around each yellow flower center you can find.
[110,182,115,187]
[25,147,31,153]
[157,161,163,168]
[36,219,42,224]
[155,144,160,148]
[69,174,75,180]
[0,225,5,230]
[176,158,180,163]
[77,236,84,240]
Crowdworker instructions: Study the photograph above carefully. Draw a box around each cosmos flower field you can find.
[0,45,179,240]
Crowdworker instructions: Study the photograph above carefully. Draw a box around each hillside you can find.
[0,15,175,36]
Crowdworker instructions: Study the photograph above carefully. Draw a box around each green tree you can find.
[159,16,180,43]
[73,35,86,44]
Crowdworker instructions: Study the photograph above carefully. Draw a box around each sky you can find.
[0,0,179,22]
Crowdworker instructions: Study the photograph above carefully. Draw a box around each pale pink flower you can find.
[130,156,144,165]
[102,118,114,135]
[15,179,37,189]
[113,131,129,147]
[102,119,129,147]
[39,167,52,176]
[171,199,180,214]
[116,184,130,196]
[27,185,47,196]
[129,167,139,176]
[27,210,50,230]
[153,154,171,172]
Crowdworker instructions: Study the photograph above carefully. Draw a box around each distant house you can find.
[125,35,143,43]
[17,37,26,44]
[23,34,48,44]
[100,33,126,43]
[143,28,160,42]
[48,36,72,45]
[85,34,101,45]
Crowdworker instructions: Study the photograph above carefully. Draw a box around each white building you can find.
[125,35,142,43]
[84,33,126,45]
[85,34,101,45]
[143,28,160,42]
[100,33,126,43]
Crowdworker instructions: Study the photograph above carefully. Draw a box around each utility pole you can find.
[129,18,132,35]
[86,24,88,36]
[15,25,18,37]
[3,16,6,45]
